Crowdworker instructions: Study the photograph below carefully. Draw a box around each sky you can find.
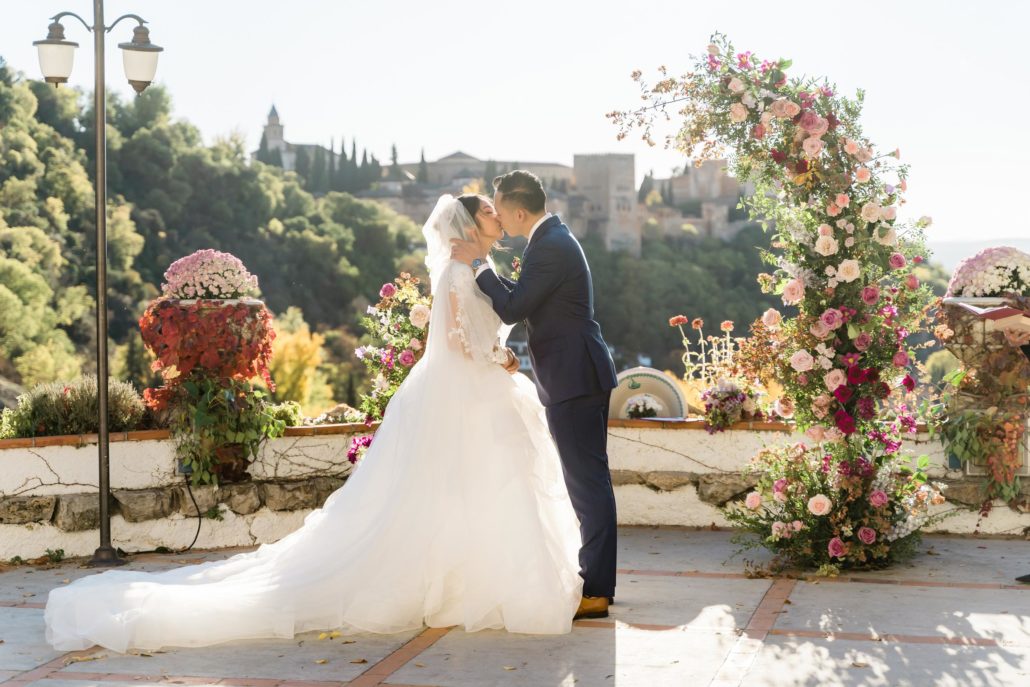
[1,0,1027,243]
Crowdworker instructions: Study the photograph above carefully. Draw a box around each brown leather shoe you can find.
[574,595,610,620]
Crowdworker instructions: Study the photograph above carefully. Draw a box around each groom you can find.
[452,170,619,620]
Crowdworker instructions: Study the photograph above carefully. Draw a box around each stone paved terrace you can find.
[0,528,1027,687]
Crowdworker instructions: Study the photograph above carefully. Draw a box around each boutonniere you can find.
[511,257,522,282]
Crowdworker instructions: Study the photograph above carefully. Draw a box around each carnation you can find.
[945,246,1030,297]
[162,249,260,300]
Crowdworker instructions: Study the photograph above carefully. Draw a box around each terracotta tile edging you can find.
[348,626,452,687]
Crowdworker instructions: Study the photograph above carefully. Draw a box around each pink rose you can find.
[771,521,790,539]
[905,274,919,290]
[854,332,873,351]
[790,349,815,372]
[798,110,827,135]
[880,206,897,221]
[818,223,833,236]
[820,308,844,329]
[869,490,888,508]
[843,138,860,155]
[751,123,767,140]
[761,308,782,329]
[823,368,847,391]
[889,252,907,270]
[857,527,877,545]
[855,167,872,183]
[792,520,804,531]
[861,286,880,305]
[409,338,423,351]
[809,320,832,340]
[782,278,805,305]
[827,537,847,559]
[398,349,416,367]
[728,77,746,94]
[893,350,909,367]
[826,202,841,217]
[745,491,762,510]
[823,427,844,442]
[807,494,833,516]
[835,193,850,208]
[379,283,398,298]
[773,478,788,493]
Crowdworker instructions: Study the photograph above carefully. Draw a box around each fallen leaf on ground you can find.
[341,640,356,644]
[350,658,368,664]
[851,661,869,668]
[503,666,517,671]
[314,659,328,665]
[64,655,103,664]
[317,632,330,640]
[329,631,342,638]
[62,579,71,584]
[414,663,425,668]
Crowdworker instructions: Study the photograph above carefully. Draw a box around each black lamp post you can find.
[33,1,163,568]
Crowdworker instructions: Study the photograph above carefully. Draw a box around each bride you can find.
[45,195,584,652]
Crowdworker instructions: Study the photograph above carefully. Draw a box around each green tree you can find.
[417,148,429,184]
[295,147,312,185]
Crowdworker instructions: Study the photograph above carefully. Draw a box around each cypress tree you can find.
[295,147,312,185]
[417,148,429,184]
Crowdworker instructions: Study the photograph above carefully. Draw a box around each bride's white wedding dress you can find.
[45,196,584,652]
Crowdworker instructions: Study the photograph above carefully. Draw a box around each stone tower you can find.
[573,154,641,256]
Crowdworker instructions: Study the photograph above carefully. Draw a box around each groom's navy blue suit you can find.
[476,215,619,599]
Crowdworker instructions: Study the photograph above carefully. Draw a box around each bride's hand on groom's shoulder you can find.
[501,348,520,374]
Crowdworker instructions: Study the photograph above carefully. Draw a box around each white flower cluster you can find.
[947,246,1030,298]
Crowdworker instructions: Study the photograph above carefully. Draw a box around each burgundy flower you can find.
[834,409,857,435]
[857,397,876,420]
[770,149,787,165]
[901,374,916,392]
[865,368,880,383]
[833,385,853,404]
[847,366,868,385]
[875,382,891,399]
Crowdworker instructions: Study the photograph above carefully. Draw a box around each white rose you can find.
[814,235,839,257]
[409,304,431,329]
[836,259,861,283]
[874,225,898,246]
[742,92,757,109]
[860,202,882,223]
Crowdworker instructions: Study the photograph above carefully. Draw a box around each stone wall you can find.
[0,421,1026,560]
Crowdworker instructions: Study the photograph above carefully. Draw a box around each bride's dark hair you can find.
[456,194,488,227]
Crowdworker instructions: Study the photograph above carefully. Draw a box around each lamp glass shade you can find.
[121,47,159,84]
[36,42,76,81]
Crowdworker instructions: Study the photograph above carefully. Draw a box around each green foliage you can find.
[45,548,65,563]
[0,374,145,439]
[170,377,287,486]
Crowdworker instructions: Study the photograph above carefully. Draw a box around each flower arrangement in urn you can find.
[616,34,943,571]
[140,250,287,485]
[933,246,1030,505]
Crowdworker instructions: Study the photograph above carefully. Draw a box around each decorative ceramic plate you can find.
[609,367,687,420]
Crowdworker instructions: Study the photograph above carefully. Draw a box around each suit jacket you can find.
[476,215,618,407]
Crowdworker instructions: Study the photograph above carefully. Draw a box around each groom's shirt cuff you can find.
[474,263,492,278]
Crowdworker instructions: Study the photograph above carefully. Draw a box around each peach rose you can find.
[835,193,850,208]
[802,136,824,158]
[855,167,872,183]
[728,77,746,94]
[771,98,801,119]
[818,223,833,236]
[805,425,826,442]
[843,138,860,155]
[874,225,898,246]
[761,308,782,329]
[781,278,805,305]
[730,102,748,123]
[807,494,833,516]
[880,205,897,221]
[826,202,841,217]
[809,320,832,339]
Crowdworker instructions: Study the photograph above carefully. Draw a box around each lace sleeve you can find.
[446,265,508,365]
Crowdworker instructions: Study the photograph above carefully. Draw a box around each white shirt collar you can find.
[528,213,553,242]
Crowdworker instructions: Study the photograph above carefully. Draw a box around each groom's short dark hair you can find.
[493,170,546,214]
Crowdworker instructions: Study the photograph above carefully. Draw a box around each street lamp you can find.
[33,1,163,568]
